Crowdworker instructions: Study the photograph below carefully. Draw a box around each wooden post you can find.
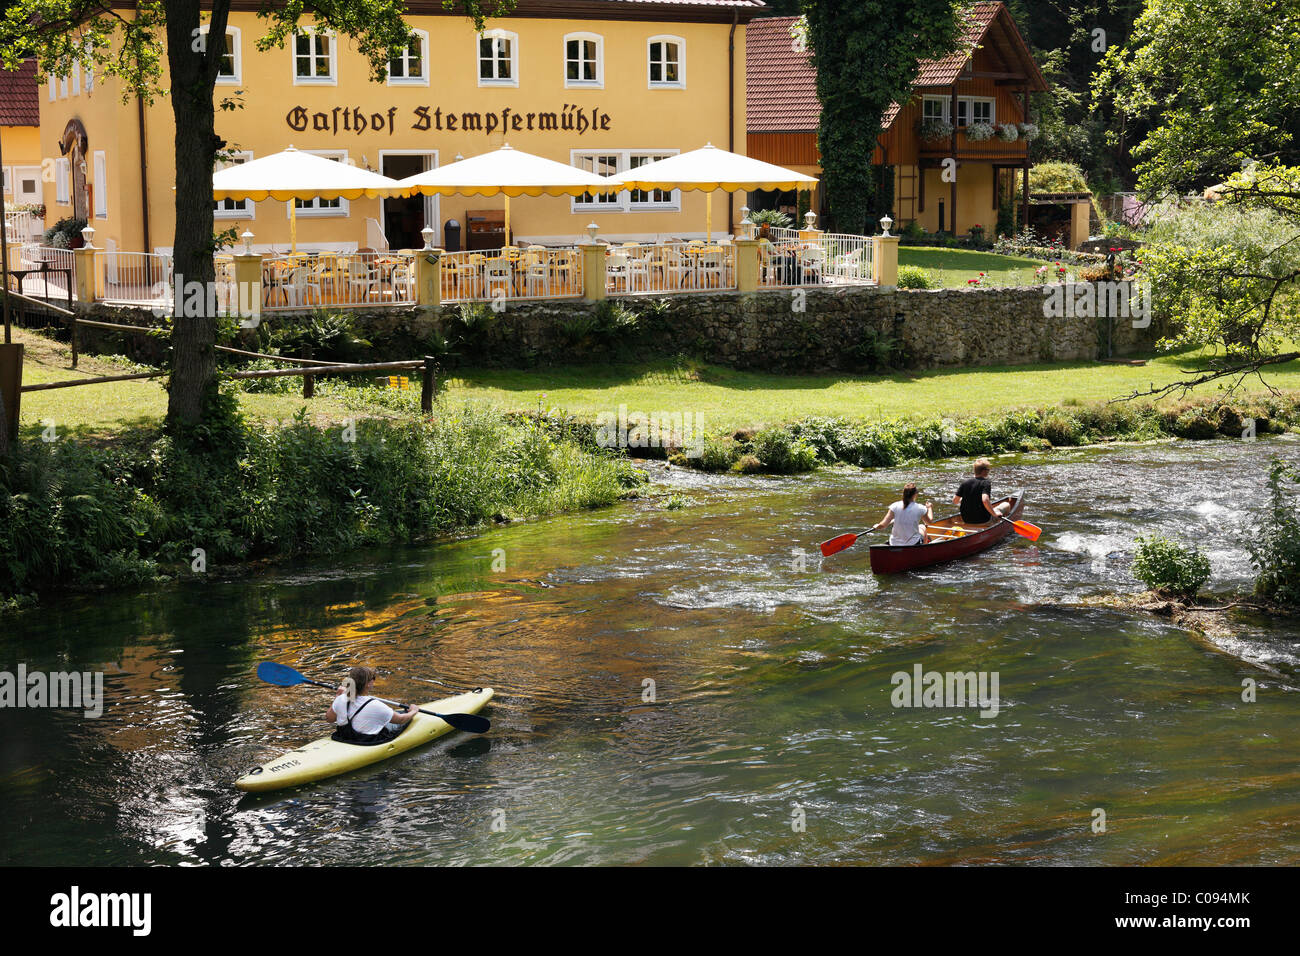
[421,355,436,414]
[302,344,314,398]
[950,83,959,236]
[70,317,78,369]
[0,342,21,452]
[1021,89,1031,230]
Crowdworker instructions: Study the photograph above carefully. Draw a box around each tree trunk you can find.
[164,0,229,427]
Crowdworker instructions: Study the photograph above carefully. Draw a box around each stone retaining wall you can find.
[79,282,1162,373]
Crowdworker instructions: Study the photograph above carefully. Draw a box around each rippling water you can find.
[2,437,1298,865]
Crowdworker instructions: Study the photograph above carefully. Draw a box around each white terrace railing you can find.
[606,240,736,295]
[12,245,78,302]
[3,210,40,243]
[762,227,876,287]
[97,250,173,305]
[262,251,417,311]
[441,246,583,303]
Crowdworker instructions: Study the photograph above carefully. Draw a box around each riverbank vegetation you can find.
[0,393,642,608]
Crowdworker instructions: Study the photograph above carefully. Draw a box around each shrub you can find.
[1250,459,1300,606]
[748,209,793,230]
[693,436,740,473]
[750,427,819,474]
[1040,412,1082,447]
[896,264,935,289]
[1132,534,1212,598]
[1029,161,1090,194]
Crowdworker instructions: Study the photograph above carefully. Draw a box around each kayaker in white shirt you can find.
[326,666,419,743]
[872,483,933,546]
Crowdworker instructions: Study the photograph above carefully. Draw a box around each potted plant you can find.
[997,123,1020,142]
[966,121,995,142]
[748,208,792,240]
[919,118,954,143]
[42,216,87,250]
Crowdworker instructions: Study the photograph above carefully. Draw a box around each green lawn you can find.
[899,246,1046,288]
[14,326,1300,437]
[440,350,1300,431]
[13,328,372,439]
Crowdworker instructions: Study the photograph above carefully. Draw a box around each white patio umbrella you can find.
[212,145,404,253]
[398,143,609,246]
[604,143,819,240]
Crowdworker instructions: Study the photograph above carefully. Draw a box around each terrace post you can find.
[73,243,97,311]
[873,235,899,289]
[580,240,606,302]
[798,211,822,244]
[734,238,760,293]
[415,249,442,311]
[232,251,263,325]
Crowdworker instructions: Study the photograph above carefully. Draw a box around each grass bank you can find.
[0,394,643,608]
[898,247,1045,287]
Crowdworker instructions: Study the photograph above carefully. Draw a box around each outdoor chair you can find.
[484,257,513,300]
[285,266,322,307]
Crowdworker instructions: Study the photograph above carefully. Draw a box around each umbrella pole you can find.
[290,201,298,255]
[706,192,713,243]
[504,195,511,249]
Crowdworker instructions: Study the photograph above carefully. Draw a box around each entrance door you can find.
[381,152,437,250]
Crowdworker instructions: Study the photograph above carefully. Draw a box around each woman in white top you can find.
[326,665,420,744]
[872,483,933,546]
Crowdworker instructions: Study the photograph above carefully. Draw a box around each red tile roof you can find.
[746,16,819,132]
[0,59,39,127]
[747,2,1045,134]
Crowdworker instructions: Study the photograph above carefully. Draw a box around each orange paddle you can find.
[1000,517,1042,541]
[819,529,874,557]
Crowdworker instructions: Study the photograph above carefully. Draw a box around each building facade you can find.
[36,0,760,256]
[747,2,1048,238]
[1,59,42,212]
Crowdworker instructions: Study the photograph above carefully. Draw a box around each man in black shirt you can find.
[954,459,1010,525]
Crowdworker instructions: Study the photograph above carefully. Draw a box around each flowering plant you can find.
[1017,122,1040,141]
[920,118,954,143]
[997,123,1020,142]
[965,121,995,142]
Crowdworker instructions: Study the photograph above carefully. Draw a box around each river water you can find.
[2,437,1298,866]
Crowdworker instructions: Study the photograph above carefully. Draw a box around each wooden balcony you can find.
[917,127,1029,162]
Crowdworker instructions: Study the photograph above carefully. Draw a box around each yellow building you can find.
[37,0,759,257]
[1,59,43,214]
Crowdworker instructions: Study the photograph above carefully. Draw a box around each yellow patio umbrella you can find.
[212,146,404,253]
[398,143,610,247]
[603,143,819,240]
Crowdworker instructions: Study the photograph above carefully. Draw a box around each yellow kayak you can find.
[235,687,494,793]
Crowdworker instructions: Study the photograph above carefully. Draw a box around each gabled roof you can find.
[0,59,39,127]
[746,16,819,132]
[747,2,1047,134]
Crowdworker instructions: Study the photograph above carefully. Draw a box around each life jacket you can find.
[331,697,405,747]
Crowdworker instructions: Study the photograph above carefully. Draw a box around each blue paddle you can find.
[256,662,491,734]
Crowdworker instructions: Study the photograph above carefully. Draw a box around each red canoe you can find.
[868,491,1025,574]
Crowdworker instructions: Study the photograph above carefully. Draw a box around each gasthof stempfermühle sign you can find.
[285,104,613,137]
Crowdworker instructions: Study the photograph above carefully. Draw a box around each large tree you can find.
[798,0,970,234]
[0,0,507,428]
[1094,0,1300,392]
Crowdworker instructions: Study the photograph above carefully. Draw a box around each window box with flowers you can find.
[997,123,1020,142]
[919,118,954,143]
[1017,122,1040,142]
[965,122,995,142]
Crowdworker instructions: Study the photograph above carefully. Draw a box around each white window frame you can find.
[199,25,242,86]
[93,151,107,218]
[564,32,603,89]
[290,150,349,217]
[84,60,93,92]
[388,28,429,86]
[1,167,10,195]
[570,149,681,213]
[56,158,70,205]
[923,95,995,127]
[477,29,518,87]
[292,27,337,86]
[647,35,685,89]
[48,78,55,101]
[15,166,41,204]
[71,61,79,96]
[214,151,255,219]
[59,74,68,98]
